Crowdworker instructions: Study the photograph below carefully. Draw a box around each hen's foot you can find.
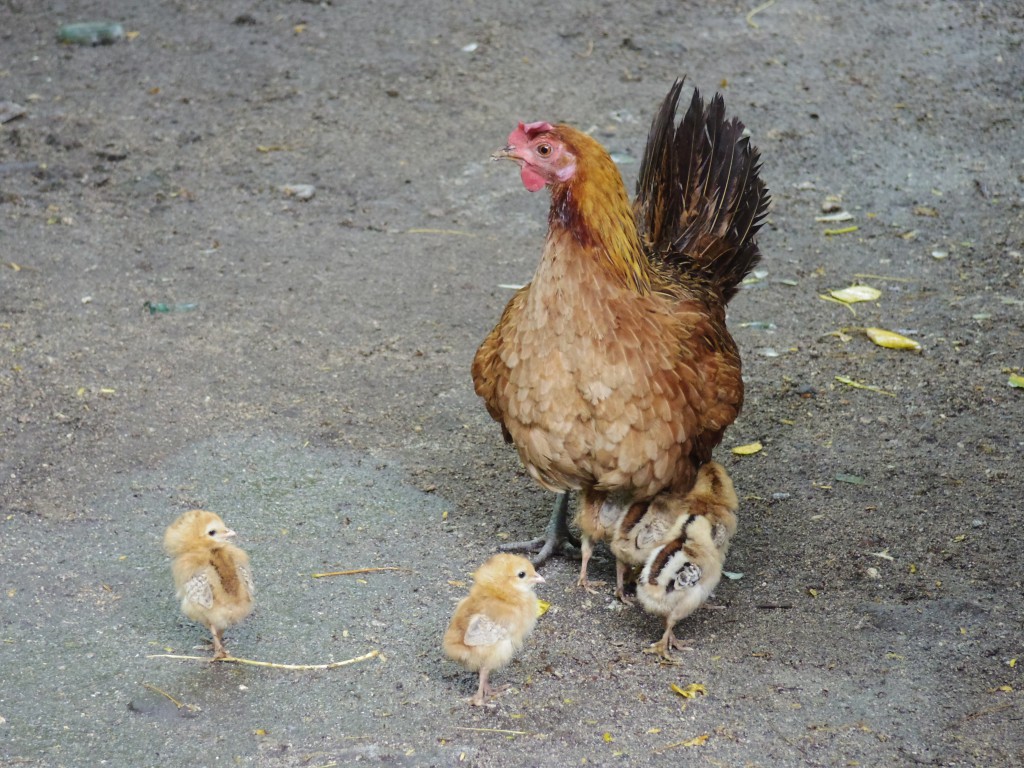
[643,631,694,661]
[499,493,579,566]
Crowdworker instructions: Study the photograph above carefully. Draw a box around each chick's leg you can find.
[210,626,228,660]
[576,534,606,593]
[643,620,694,662]
[470,667,509,706]
[615,560,634,604]
[499,492,579,566]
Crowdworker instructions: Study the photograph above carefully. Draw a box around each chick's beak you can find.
[221,528,237,539]
[531,573,546,585]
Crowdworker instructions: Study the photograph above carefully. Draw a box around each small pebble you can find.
[771,492,791,501]
[971,519,985,529]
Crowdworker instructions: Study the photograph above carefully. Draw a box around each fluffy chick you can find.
[443,553,545,706]
[636,514,723,661]
[164,510,254,660]
[610,461,738,602]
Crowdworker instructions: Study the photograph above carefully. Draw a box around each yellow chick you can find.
[610,461,738,603]
[163,510,254,660]
[636,513,722,660]
[443,553,545,706]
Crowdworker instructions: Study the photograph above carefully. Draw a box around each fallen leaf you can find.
[536,599,551,618]
[908,563,918,574]
[1008,373,1024,389]
[913,205,939,217]
[670,682,707,699]
[447,580,466,588]
[830,285,881,303]
[732,441,763,456]
[865,327,921,351]
[835,473,865,485]
[602,732,614,743]
[807,588,819,597]
[679,734,710,747]
[1009,658,1017,668]
[823,225,859,236]
[990,685,1013,693]
[869,549,894,561]
[834,375,896,396]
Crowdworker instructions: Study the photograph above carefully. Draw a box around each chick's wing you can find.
[464,614,510,646]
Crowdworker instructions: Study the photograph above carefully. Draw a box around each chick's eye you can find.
[208,529,217,537]
[536,143,552,157]
[517,570,526,579]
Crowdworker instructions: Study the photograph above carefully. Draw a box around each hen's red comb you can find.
[509,121,555,147]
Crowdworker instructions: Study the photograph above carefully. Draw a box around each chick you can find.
[610,461,738,602]
[636,513,723,661]
[163,510,254,660]
[443,553,545,706]
[575,491,629,592]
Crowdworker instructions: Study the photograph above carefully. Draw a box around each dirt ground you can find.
[1,1,1022,766]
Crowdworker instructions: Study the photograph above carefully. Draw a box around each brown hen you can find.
[473,80,769,578]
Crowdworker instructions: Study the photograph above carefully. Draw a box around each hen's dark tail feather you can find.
[635,79,770,303]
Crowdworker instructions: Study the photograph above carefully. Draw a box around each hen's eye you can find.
[536,144,552,157]
[517,570,526,579]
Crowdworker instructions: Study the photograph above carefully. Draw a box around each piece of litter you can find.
[815,211,854,223]
[282,184,315,201]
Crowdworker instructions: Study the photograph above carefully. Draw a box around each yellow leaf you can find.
[670,682,707,699]
[835,375,896,397]
[293,23,307,34]
[448,580,466,588]
[442,510,449,521]
[865,327,921,351]
[681,734,710,747]
[908,563,917,574]
[885,653,905,660]
[602,732,614,743]
[731,441,763,456]
[1009,658,1017,668]
[647,728,662,734]
[830,285,881,303]
[1008,373,1024,389]
[952,534,967,543]
[536,599,551,618]
[253,729,266,736]
[823,225,859,236]
[807,588,819,598]
[991,685,1013,693]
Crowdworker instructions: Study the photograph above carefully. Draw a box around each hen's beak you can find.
[491,145,519,162]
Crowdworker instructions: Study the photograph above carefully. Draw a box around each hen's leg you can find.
[499,493,579,566]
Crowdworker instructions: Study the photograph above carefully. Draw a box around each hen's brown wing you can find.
[471,284,530,444]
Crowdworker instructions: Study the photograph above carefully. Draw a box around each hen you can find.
[473,80,769,577]
[164,509,255,660]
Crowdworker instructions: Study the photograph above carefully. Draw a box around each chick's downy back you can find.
[164,510,254,657]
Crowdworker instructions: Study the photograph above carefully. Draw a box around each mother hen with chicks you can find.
[472,80,769,646]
